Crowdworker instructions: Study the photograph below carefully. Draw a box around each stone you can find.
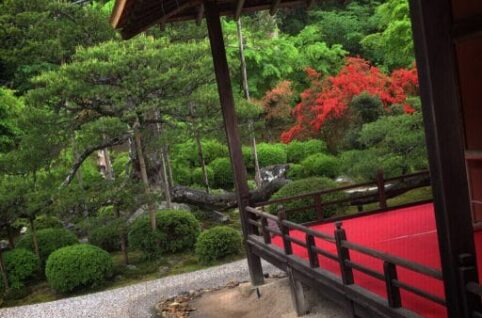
[238,282,255,298]
[126,264,138,271]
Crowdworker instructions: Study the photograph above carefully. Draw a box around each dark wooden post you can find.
[306,233,319,268]
[376,170,387,209]
[409,0,480,316]
[205,1,264,286]
[458,254,482,316]
[261,217,271,244]
[278,207,292,255]
[384,261,402,308]
[314,195,324,220]
[334,222,354,285]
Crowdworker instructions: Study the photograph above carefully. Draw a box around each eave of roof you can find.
[111,0,311,39]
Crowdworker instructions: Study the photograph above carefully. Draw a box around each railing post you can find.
[384,261,402,308]
[334,222,354,285]
[306,233,319,268]
[260,216,271,244]
[278,206,292,255]
[314,194,324,220]
[376,170,387,209]
[458,253,482,317]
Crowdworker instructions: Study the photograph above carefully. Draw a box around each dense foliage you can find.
[2,249,38,289]
[45,244,113,293]
[17,229,78,266]
[195,226,242,264]
[128,210,200,257]
[270,177,347,223]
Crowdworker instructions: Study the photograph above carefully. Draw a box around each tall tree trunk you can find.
[189,102,210,193]
[164,146,174,188]
[236,19,261,187]
[0,250,9,290]
[154,112,172,207]
[29,217,41,270]
[6,224,15,249]
[113,205,129,266]
[133,118,157,230]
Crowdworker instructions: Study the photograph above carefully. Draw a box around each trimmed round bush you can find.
[172,162,192,185]
[286,140,327,163]
[209,157,233,188]
[195,226,242,264]
[287,163,304,180]
[32,215,63,231]
[201,140,229,164]
[192,166,214,186]
[88,220,126,252]
[17,228,78,266]
[269,177,347,223]
[256,143,287,168]
[300,153,340,178]
[129,210,200,257]
[45,244,113,293]
[1,249,39,289]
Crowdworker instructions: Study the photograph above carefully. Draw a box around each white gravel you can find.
[0,260,282,318]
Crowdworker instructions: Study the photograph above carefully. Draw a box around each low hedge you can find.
[1,249,39,290]
[286,139,327,163]
[269,177,347,223]
[209,157,233,188]
[195,226,242,264]
[129,210,200,258]
[45,244,113,293]
[192,166,214,187]
[16,228,78,267]
[299,153,340,179]
[88,219,126,252]
[256,143,287,168]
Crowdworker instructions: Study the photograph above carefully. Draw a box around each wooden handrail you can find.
[341,240,443,280]
[254,170,430,208]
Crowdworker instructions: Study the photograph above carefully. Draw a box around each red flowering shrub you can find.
[281,57,419,143]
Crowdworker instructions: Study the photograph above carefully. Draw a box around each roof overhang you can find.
[111,0,313,39]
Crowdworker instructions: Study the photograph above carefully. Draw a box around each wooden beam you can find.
[409,0,480,316]
[270,0,282,15]
[235,0,246,20]
[204,0,265,286]
[196,3,204,26]
[159,1,199,29]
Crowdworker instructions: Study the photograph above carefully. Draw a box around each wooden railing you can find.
[459,253,482,318]
[253,170,431,222]
[245,204,446,313]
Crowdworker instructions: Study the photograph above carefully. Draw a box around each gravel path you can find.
[0,260,282,318]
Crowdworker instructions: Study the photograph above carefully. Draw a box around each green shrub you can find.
[88,220,126,252]
[129,210,200,257]
[269,177,347,223]
[209,157,233,188]
[201,140,229,164]
[172,162,192,185]
[97,205,114,218]
[256,143,287,168]
[192,166,214,186]
[45,244,113,293]
[300,153,340,178]
[287,163,304,180]
[195,226,242,264]
[17,228,78,266]
[286,140,327,163]
[242,146,254,170]
[1,249,39,289]
[32,215,63,231]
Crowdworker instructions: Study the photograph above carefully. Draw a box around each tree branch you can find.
[60,133,131,188]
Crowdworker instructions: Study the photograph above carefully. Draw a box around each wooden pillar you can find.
[204,0,264,286]
[409,0,479,316]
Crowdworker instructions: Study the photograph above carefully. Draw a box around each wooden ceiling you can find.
[111,0,313,39]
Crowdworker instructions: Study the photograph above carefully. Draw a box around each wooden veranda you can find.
[110,1,482,317]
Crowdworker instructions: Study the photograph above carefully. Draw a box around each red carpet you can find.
[271,203,482,318]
